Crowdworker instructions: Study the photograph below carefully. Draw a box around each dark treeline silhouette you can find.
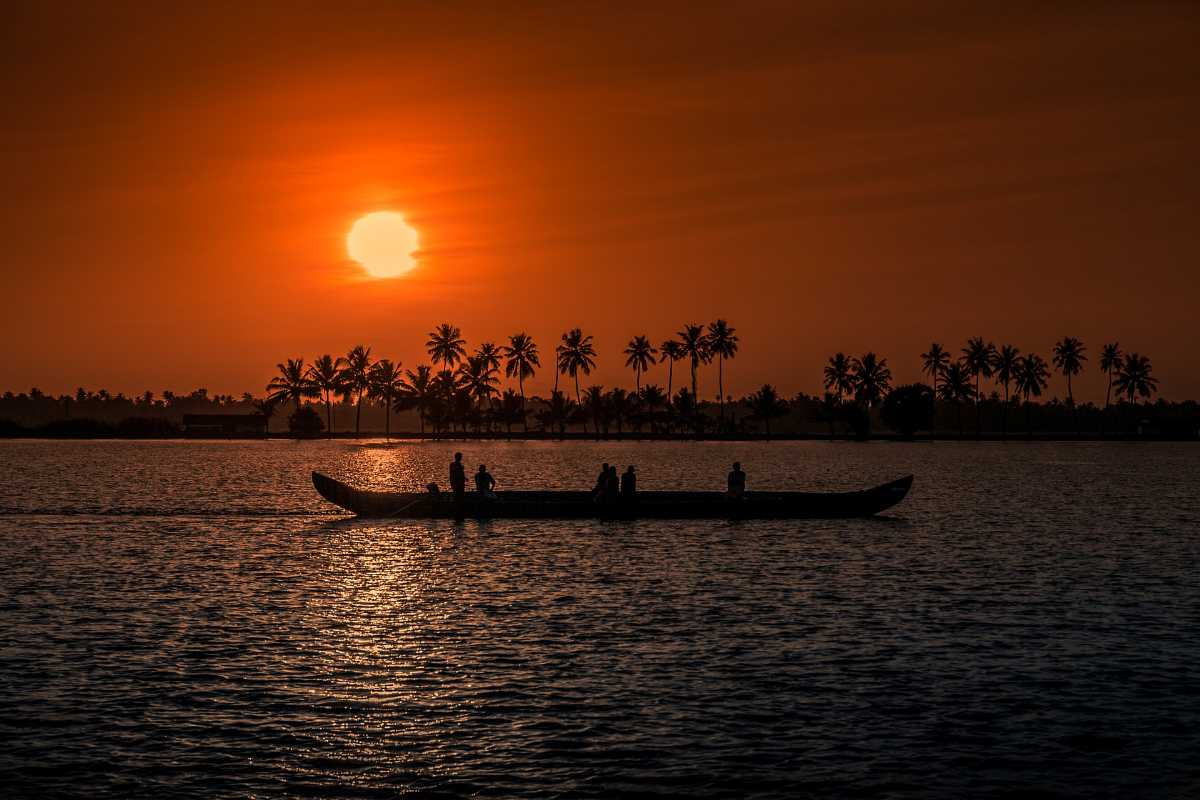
[2,330,1197,439]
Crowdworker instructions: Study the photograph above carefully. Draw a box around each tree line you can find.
[1,327,1189,439]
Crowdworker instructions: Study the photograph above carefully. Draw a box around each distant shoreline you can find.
[1,431,1196,443]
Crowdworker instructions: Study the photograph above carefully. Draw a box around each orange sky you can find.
[2,2,1199,402]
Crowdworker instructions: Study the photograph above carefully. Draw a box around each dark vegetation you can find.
[1,328,1196,439]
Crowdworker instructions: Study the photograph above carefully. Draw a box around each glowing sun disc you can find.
[347,211,419,277]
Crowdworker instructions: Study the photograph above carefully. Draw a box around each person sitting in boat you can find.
[727,461,746,498]
[593,463,610,501]
[475,464,497,499]
[620,465,637,498]
[606,465,620,502]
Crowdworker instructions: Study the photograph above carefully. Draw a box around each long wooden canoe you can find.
[312,471,913,519]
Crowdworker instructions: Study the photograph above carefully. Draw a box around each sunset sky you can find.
[2,1,1198,401]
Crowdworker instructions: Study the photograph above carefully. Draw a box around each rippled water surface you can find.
[1,439,1199,798]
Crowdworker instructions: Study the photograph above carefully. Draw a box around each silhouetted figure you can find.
[620,465,637,497]
[449,452,467,503]
[727,461,746,498]
[605,465,620,501]
[594,462,610,500]
[475,464,497,499]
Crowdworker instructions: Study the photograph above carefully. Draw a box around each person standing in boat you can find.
[620,465,637,498]
[475,464,497,500]
[727,461,747,498]
[450,452,467,503]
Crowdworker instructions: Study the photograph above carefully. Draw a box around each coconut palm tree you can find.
[962,337,997,437]
[623,335,658,393]
[1099,341,1122,434]
[496,389,525,436]
[456,356,500,412]
[745,384,789,436]
[307,353,347,435]
[659,340,684,400]
[475,342,502,374]
[823,353,854,401]
[557,328,597,405]
[1113,352,1158,408]
[397,365,435,435]
[638,384,667,433]
[267,358,318,417]
[938,362,973,437]
[1052,336,1087,434]
[991,344,1020,439]
[921,343,950,401]
[337,345,373,436]
[368,359,403,440]
[501,333,539,431]
[705,319,738,428]
[676,324,711,407]
[252,396,279,434]
[583,385,607,437]
[1013,354,1050,437]
[851,353,892,408]
[426,323,467,370]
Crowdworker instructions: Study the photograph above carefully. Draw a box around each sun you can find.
[347,211,420,278]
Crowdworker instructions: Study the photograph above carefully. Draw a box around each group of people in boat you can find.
[444,451,748,503]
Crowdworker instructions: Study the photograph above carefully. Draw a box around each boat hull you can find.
[312,472,913,519]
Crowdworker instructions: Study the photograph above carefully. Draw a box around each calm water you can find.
[1,440,1198,799]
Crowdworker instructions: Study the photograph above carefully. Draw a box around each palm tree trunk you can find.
[1026,399,1032,438]
[325,391,333,437]
[1068,374,1078,436]
[385,399,391,440]
[931,374,938,440]
[667,362,674,401]
[718,357,724,429]
[1101,370,1112,436]
[519,376,527,432]
[355,395,363,436]
[1001,384,1009,440]
[975,374,982,439]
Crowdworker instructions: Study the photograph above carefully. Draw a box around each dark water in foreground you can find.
[1,440,1198,799]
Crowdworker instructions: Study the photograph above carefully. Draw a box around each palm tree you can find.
[496,389,525,436]
[266,358,318,417]
[705,319,738,429]
[457,355,500,411]
[623,335,658,393]
[368,359,403,440]
[1052,336,1087,434]
[1013,354,1050,437]
[659,340,684,400]
[584,385,606,437]
[1099,342,1122,434]
[677,323,711,405]
[938,362,973,437]
[252,396,279,434]
[962,337,997,437]
[397,365,435,435]
[557,328,597,405]
[921,344,950,429]
[501,333,539,431]
[307,354,346,435]
[639,384,667,433]
[823,353,854,401]
[991,344,1020,439]
[745,384,789,436]
[426,324,467,370]
[475,342,502,374]
[851,353,892,408]
[337,345,373,436]
[607,387,633,434]
[1113,353,1158,420]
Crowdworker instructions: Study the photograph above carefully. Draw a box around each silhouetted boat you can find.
[312,471,913,519]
